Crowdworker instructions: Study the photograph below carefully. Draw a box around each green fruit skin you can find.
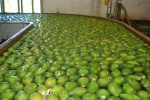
[108,82,122,96]
[57,75,68,85]
[128,75,141,81]
[69,87,87,96]
[90,66,101,74]
[146,86,150,93]
[140,79,149,88]
[111,69,121,78]
[120,94,141,100]
[45,77,56,88]
[127,78,141,91]
[87,81,99,93]
[37,85,48,94]
[22,72,34,85]
[1,89,15,100]
[11,82,24,92]
[65,82,77,91]
[137,90,150,100]
[24,83,37,95]
[113,77,125,85]
[99,69,110,78]
[82,93,97,100]
[66,68,77,76]
[78,77,89,87]
[69,74,79,81]
[96,89,110,99]
[69,96,81,100]
[51,85,64,96]
[78,68,89,77]
[107,96,121,100]
[59,89,69,100]
[14,90,28,100]
[0,82,10,93]
[45,94,59,100]
[98,76,112,87]
[88,74,98,81]
[122,83,136,94]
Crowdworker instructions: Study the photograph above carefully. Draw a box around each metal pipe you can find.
[40,0,42,13]
[17,0,20,13]
[1,0,5,13]
[20,0,23,13]
[32,0,34,13]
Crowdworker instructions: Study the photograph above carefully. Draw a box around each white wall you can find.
[121,0,150,20]
[43,0,95,16]
[43,0,150,20]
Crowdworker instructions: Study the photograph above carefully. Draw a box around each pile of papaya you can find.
[0,14,150,100]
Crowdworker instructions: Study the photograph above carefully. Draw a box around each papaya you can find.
[68,96,81,100]
[108,82,122,96]
[113,77,125,85]
[137,90,150,100]
[65,82,77,91]
[127,78,141,90]
[96,89,110,99]
[87,81,99,93]
[82,93,97,100]
[69,87,87,96]
[111,69,121,78]
[107,96,121,100]
[77,77,89,87]
[98,76,112,87]
[122,83,136,94]
[120,94,141,100]
[59,89,69,100]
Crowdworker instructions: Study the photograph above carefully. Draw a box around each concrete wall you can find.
[121,0,150,20]
[43,0,95,16]
[43,0,150,20]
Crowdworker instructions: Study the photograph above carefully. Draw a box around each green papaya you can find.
[78,68,89,77]
[133,66,143,72]
[137,90,150,100]
[127,78,141,90]
[96,89,110,99]
[111,69,121,78]
[54,70,65,79]
[146,86,150,93]
[45,94,59,100]
[120,94,141,100]
[113,77,125,85]
[77,77,89,87]
[122,68,133,76]
[65,82,77,91]
[108,82,122,96]
[69,87,87,96]
[122,83,136,94]
[51,85,64,96]
[69,74,79,81]
[107,96,121,100]
[88,74,98,81]
[66,68,77,76]
[87,81,99,93]
[82,93,97,100]
[98,76,112,87]
[99,69,110,77]
[90,65,101,74]
[140,79,149,88]
[68,96,81,100]
[128,75,141,81]
[59,89,69,100]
